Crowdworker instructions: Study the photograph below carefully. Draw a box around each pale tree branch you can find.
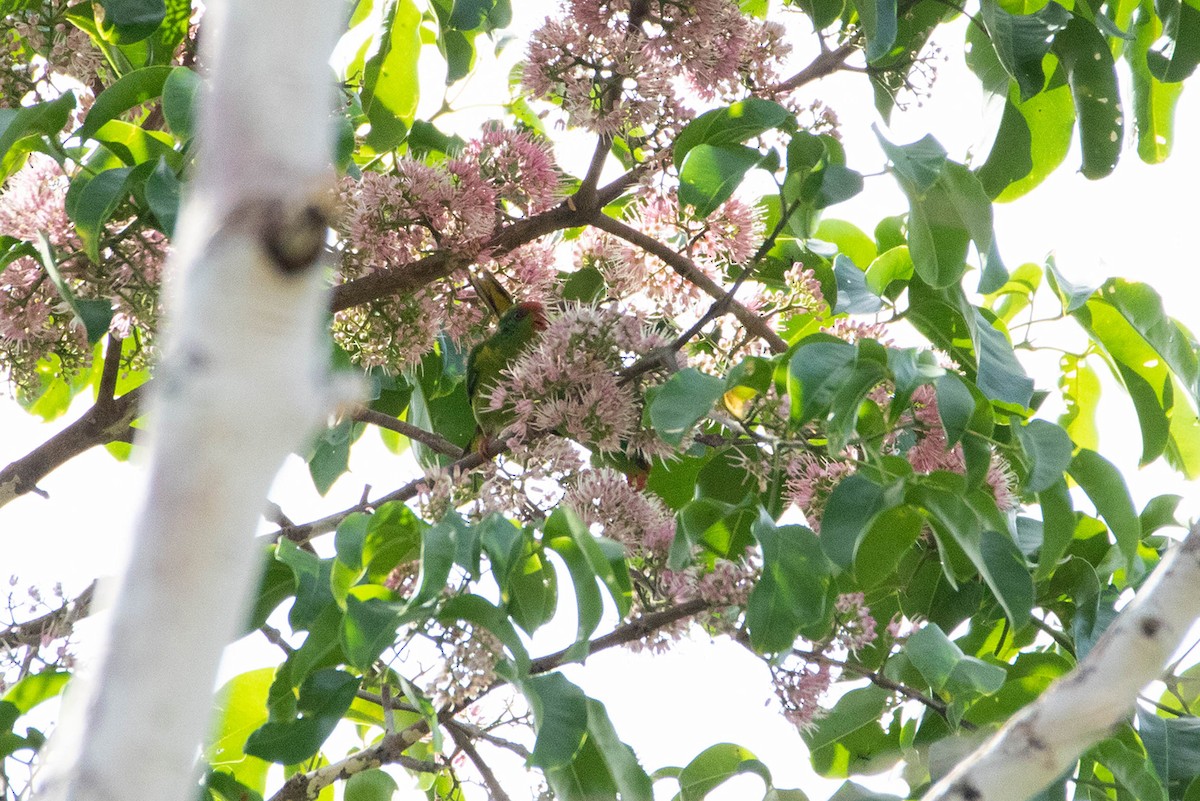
[923,525,1200,801]
[35,2,344,799]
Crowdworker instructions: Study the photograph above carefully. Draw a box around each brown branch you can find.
[273,445,497,544]
[0,581,96,651]
[448,724,513,801]
[529,598,711,673]
[350,406,464,458]
[330,169,639,313]
[0,387,144,507]
[590,214,788,353]
[97,334,124,401]
[767,42,858,95]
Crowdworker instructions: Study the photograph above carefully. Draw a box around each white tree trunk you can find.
[923,526,1200,801]
[35,2,344,800]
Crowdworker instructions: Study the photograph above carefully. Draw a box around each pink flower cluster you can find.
[579,188,761,320]
[334,127,562,371]
[833,592,878,653]
[524,0,789,137]
[903,385,1019,511]
[772,660,832,730]
[662,557,757,608]
[563,468,676,560]
[0,155,165,386]
[784,452,856,533]
[486,304,673,455]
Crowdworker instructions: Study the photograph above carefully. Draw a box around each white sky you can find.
[4,2,1200,799]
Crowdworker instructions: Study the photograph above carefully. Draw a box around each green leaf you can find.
[363,501,424,583]
[973,309,1035,409]
[76,66,173,143]
[907,623,1005,693]
[935,373,979,448]
[980,0,1072,100]
[361,0,422,151]
[3,671,70,715]
[1146,0,1200,82]
[1053,15,1124,178]
[0,93,76,180]
[96,0,166,43]
[674,99,792,164]
[649,368,726,446]
[345,769,399,801]
[820,474,894,569]
[677,743,769,801]
[32,234,113,344]
[162,66,202,139]
[276,540,334,631]
[583,699,654,801]
[439,593,530,673]
[788,337,857,425]
[1097,279,1198,396]
[341,590,402,670]
[545,509,631,618]
[331,514,369,608]
[1131,3,1184,163]
[244,669,360,765]
[545,527,603,661]
[679,143,764,217]
[1059,354,1101,451]
[206,668,275,794]
[523,672,589,770]
[874,128,948,193]
[144,157,181,236]
[1136,709,1200,797]
[1068,449,1141,569]
[1094,737,1168,801]
[1035,479,1076,580]
[1014,419,1075,492]
[865,246,914,295]
[833,254,883,314]
[802,685,891,752]
[746,510,835,653]
[408,515,458,608]
[855,0,898,61]
[980,528,1035,627]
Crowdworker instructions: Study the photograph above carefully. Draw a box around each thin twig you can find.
[590,214,788,353]
[0,581,96,651]
[351,406,464,458]
[448,725,513,801]
[767,42,858,94]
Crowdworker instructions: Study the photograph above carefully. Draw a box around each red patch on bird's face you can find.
[516,301,549,332]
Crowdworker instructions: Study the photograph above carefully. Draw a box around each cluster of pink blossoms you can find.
[524,0,789,138]
[785,453,856,533]
[563,468,676,560]
[772,659,833,730]
[833,592,878,653]
[580,188,761,321]
[486,304,674,457]
[334,127,562,371]
[0,155,165,386]
[904,385,1019,511]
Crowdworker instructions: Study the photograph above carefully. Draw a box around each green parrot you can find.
[466,300,549,449]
